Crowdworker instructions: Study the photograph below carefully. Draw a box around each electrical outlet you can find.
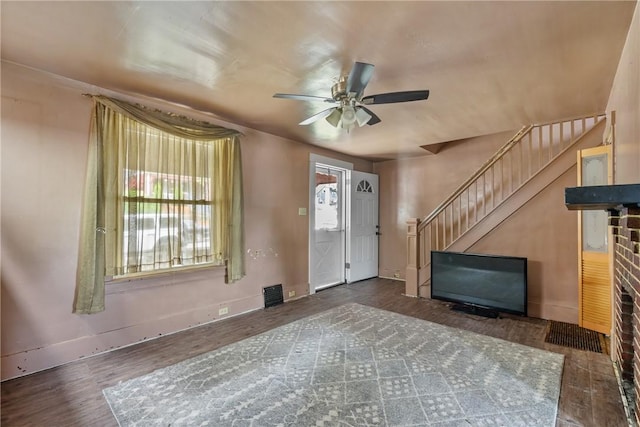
[393,271,401,278]
[218,307,229,316]
[288,290,296,298]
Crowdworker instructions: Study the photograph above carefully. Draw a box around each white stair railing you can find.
[406,113,605,296]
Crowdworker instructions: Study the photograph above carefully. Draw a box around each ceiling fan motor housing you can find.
[331,76,349,100]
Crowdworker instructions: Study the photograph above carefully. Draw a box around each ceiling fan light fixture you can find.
[326,108,342,127]
[340,121,356,131]
[355,107,372,127]
[341,105,357,126]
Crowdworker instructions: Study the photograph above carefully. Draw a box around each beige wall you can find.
[607,2,640,185]
[0,62,372,380]
[468,168,579,323]
[374,131,517,280]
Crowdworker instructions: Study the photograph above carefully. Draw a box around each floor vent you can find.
[263,284,284,308]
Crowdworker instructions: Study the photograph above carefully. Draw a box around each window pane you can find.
[315,167,341,230]
[581,153,608,253]
[122,205,213,274]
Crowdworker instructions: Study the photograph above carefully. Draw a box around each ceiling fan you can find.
[273,61,429,131]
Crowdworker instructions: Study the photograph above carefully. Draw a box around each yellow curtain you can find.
[74,109,105,313]
[74,96,244,314]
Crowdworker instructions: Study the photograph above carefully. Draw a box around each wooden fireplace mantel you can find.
[565,184,640,211]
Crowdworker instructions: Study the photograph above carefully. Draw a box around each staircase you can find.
[406,114,607,298]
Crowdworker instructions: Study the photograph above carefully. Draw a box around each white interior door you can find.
[348,171,379,282]
[310,164,345,291]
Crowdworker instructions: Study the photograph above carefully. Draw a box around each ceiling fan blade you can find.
[299,107,337,125]
[273,93,336,103]
[359,106,381,125]
[361,90,429,105]
[346,62,375,99]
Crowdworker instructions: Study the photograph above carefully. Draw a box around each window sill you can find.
[105,263,226,294]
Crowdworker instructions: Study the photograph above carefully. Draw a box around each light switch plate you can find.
[298,207,307,216]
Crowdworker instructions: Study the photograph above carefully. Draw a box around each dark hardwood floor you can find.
[1,278,628,426]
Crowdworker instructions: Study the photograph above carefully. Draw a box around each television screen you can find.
[431,251,527,316]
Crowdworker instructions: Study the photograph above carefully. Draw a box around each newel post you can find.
[406,218,421,297]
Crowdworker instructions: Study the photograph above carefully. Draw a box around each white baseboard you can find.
[1,295,263,381]
[378,275,406,282]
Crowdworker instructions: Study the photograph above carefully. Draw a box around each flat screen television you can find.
[431,251,527,317]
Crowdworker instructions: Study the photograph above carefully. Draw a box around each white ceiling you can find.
[1,1,635,160]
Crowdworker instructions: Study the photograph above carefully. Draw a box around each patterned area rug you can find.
[103,303,564,426]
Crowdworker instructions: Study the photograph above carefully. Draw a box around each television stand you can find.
[451,303,499,319]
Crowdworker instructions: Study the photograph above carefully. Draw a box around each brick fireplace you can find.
[565,184,640,424]
[610,206,640,424]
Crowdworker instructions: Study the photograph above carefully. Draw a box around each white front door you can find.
[348,171,379,282]
[310,164,345,291]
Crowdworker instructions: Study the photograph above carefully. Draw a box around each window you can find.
[356,179,373,193]
[315,166,342,230]
[117,124,217,275]
[74,95,244,313]
[121,172,213,274]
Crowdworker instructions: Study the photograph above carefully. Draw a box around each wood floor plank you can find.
[0,278,628,426]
